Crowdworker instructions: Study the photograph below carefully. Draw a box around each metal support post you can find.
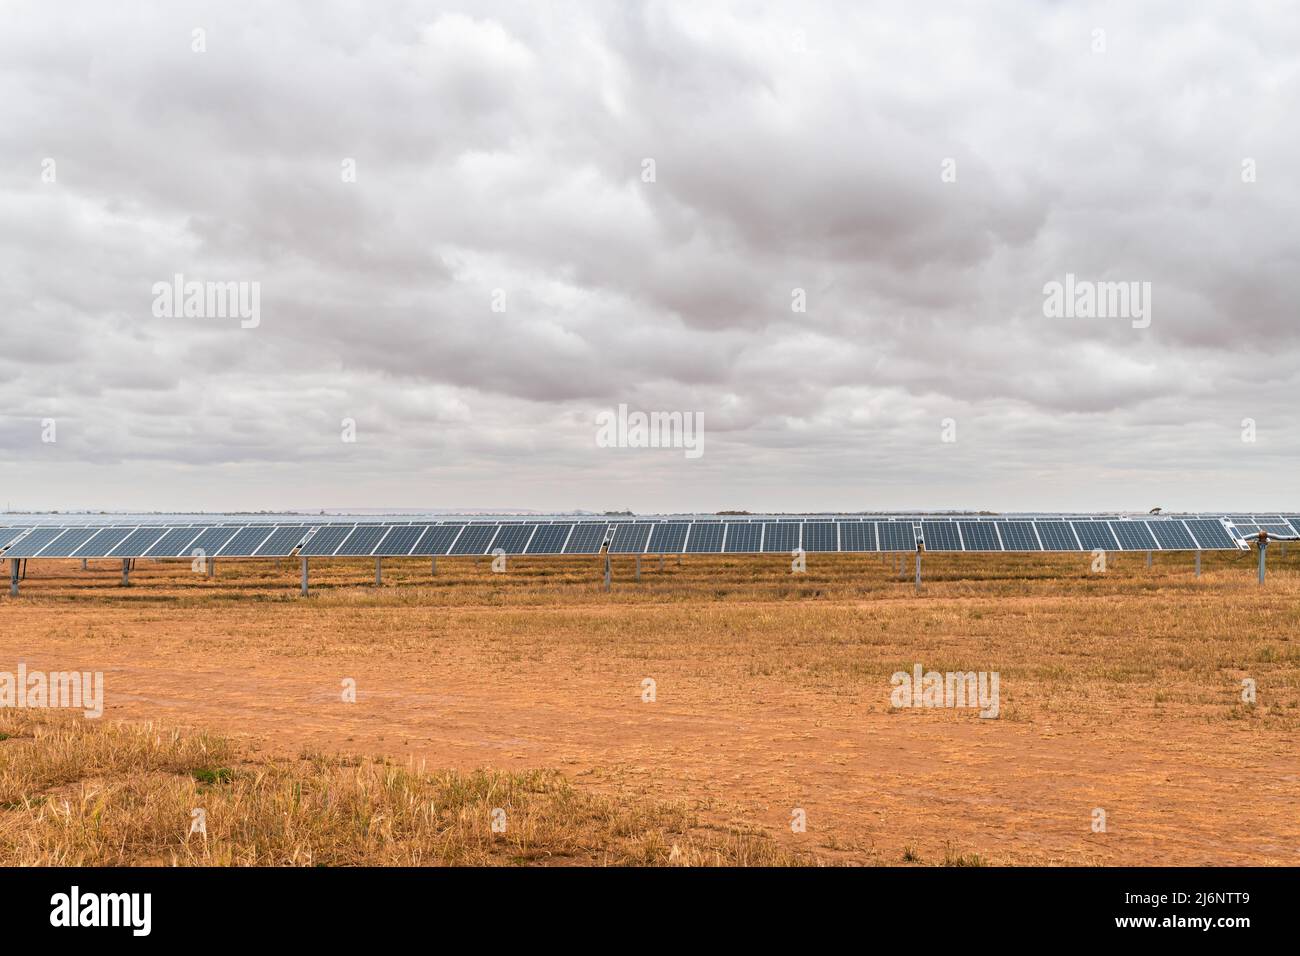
[375,557,382,585]
[301,557,309,596]
[604,552,612,592]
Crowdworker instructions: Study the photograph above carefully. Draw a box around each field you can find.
[1,550,1297,866]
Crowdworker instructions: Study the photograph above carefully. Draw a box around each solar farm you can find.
[2,509,1298,869]
[3,512,1294,596]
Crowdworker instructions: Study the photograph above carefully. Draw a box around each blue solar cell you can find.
[410,524,463,556]
[29,527,103,558]
[921,521,962,551]
[216,526,276,557]
[724,523,762,553]
[299,525,356,556]
[373,525,428,556]
[802,522,838,552]
[449,524,498,555]
[1071,521,1117,551]
[0,528,32,550]
[608,523,654,554]
[525,524,573,554]
[72,527,137,557]
[140,527,203,557]
[874,522,912,552]
[995,521,1040,551]
[957,521,1001,552]
[1033,521,1080,551]
[684,523,724,553]
[2,527,72,558]
[255,526,311,556]
[109,528,173,557]
[1147,521,1197,550]
[646,522,689,553]
[1107,521,1157,551]
[761,522,800,553]
[563,523,609,554]
[490,524,537,555]
[839,522,878,552]
[1185,520,1239,550]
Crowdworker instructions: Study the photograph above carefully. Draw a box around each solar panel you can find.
[1257,522,1295,537]
[1185,520,1240,550]
[608,522,654,554]
[108,528,172,558]
[1147,520,1197,551]
[995,521,1040,551]
[299,525,356,557]
[490,523,537,555]
[185,526,243,558]
[874,522,911,552]
[761,522,800,553]
[837,522,878,554]
[1107,521,1158,551]
[563,523,608,554]
[29,527,103,558]
[73,527,137,557]
[956,521,1001,552]
[921,520,962,551]
[411,524,464,556]
[802,522,838,552]
[646,522,689,553]
[0,527,32,551]
[1033,520,1080,552]
[143,527,204,557]
[373,525,427,556]
[2,527,73,558]
[336,525,390,556]
[523,524,572,554]
[254,526,312,556]
[724,523,762,553]
[684,523,725,553]
[1071,521,1117,551]
[216,526,276,557]
[449,524,498,555]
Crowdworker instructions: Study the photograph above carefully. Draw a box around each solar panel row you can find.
[0,525,309,559]
[0,517,1253,558]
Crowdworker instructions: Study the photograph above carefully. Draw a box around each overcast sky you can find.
[2,1,1297,514]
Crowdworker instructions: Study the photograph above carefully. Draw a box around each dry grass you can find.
[0,710,809,866]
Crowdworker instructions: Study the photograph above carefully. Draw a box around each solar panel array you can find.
[0,515,1273,559]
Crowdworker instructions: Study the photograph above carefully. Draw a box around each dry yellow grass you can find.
[0,549,1297,865]
[0,710,808,866]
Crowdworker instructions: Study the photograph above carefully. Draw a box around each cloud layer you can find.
[2,1,1296,513]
